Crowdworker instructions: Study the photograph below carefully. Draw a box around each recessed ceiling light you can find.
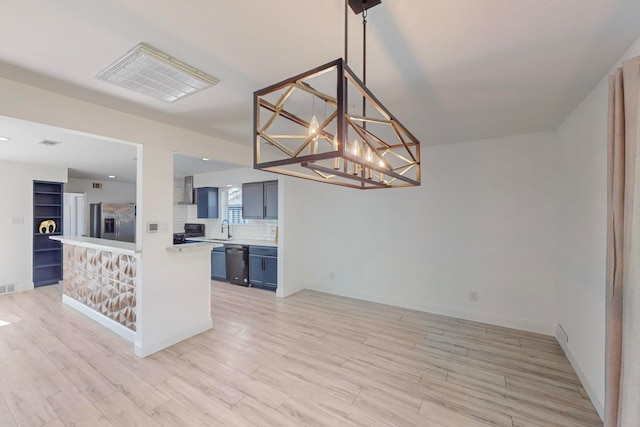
[202,157,210,161]
[226,184,233,187]
[108,175,116,179]
[0,136,10,141]
[97,43,219,103]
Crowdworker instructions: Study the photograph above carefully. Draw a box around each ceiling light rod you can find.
[362,3,368,129]
[348,0,377,139]
[344,0,348,63]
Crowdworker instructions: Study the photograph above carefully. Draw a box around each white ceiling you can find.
[1,0,640,177]
[0,115,139,182]
[0,116,241,183]
[173,153,242,179]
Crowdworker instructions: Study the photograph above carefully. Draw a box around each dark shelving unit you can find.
[33,181,63,287]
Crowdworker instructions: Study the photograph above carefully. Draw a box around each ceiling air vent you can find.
[92,183,103,189]
[97,43,219,102]
[39,140,62,146]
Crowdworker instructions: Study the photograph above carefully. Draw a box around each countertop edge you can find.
[50,235,139,256]
[184,238,278,247]
[166,242,219,253]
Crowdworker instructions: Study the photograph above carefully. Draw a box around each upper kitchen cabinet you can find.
[264,181,278,219]
[242,182,263,218]
[242,180,278,219]
[197,187,219,219]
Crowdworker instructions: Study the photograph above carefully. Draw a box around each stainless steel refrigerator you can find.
[89,203,136,243]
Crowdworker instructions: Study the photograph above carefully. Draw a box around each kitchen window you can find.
[227,206,247,224]
[224,187,249,225]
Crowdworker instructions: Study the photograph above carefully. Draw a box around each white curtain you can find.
[605,55,640,427]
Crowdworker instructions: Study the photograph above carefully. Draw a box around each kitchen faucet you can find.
[221,219,231,239]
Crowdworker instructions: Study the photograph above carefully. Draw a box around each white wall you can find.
[278,176,307,297]
[0,159,67,291]
[66,177,136,236]
[300,132,558,334]
[193,166,277,188]
[554,37,640,417]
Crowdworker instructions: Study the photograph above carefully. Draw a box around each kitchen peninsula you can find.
[51,234,216,356]
[50,235,140,342]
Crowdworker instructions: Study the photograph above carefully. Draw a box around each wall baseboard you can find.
[305,285,555,336]
[63,294,136,343]
[278,284,305,298]
[12,281,34,292]
[555,325,604,420]
[134,318,212,358]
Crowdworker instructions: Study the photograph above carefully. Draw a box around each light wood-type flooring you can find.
[0,282,602,426]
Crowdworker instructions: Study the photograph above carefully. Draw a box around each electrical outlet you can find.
[11,216,24,225]
[469,291,479,302]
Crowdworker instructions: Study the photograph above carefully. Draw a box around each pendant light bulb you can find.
[309,115,319,140]
[309,115,319,154]
[365,146,373,163]
[351,139,361,175]
[352,139,360,156]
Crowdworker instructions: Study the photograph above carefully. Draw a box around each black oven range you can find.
[173,223,205,244]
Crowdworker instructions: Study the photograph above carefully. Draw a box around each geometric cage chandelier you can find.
[253,0,420,189]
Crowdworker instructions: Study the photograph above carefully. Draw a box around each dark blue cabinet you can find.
[248,246,277,291]
[264,181,278,219]
[249,255,263,283]
[211,246,226,281]
[242,180,278,219]
[197,187,218,219]
[241,182,264,219]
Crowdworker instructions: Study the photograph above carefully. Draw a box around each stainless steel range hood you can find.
[178,176,197,205]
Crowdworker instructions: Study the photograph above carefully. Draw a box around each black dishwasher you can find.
[225,245,249,286]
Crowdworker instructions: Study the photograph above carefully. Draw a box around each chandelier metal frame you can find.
[253,0,421,189]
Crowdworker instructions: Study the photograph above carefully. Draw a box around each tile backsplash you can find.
[173,204,277,241]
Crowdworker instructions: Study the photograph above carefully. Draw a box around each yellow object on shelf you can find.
[39,220,56,234]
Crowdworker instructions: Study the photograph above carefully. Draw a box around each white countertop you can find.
[50,235,139,255]
[185,237,278,247]
[166,241,219,253]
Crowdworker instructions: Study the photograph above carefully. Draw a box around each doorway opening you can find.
[64,192,85,236]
